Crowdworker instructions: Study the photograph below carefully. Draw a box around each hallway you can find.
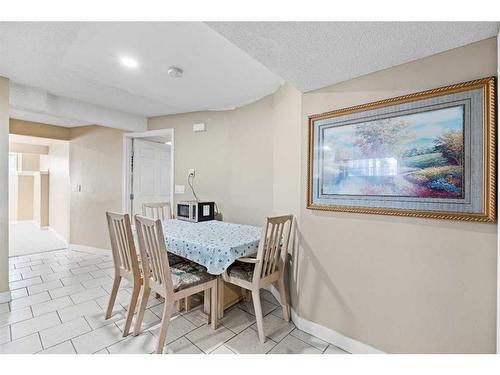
[9,222,66,257]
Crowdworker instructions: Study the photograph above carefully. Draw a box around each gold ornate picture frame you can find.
[307,77,496,222]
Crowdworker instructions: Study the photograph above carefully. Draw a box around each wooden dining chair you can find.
[222,214,293,344]
[142,202,172,221]
[134,215,218,354]
[105,212,142,337]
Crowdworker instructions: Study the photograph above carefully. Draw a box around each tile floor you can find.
[1,248,349,354]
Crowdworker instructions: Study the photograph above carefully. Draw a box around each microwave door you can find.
[178,204,189,219]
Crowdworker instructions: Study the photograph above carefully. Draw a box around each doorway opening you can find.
[8,134,70,257]
[122,129,174,220]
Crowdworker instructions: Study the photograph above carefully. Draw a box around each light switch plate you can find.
[193,123,206,132]
[175,185,185,194]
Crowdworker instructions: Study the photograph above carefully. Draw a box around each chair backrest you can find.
[142,202,172,221]
[106,212,140,280]
[254,215,294,283]
[134,214,174,294]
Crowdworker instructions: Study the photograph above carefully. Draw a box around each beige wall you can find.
[0,77,8,294]
[298,37,497,353]
[69,125,124,249]
[48,141,70,242]
[149,84,302,226]
[148,38,497,353]
[10,119,71,141]
[17,175,34,221]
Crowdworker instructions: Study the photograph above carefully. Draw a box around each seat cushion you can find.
[170,261,215,292]
[167,252,185,266]
[227,261,256,282]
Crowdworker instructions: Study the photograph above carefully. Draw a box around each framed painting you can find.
[307,77,496,222]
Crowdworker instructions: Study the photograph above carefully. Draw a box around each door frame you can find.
[122,128,175,218]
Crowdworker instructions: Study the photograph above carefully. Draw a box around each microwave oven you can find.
[176,201,215,222]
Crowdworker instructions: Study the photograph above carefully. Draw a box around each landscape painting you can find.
[320,105,465,199]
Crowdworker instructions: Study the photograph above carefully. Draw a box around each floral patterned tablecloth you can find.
[162,219,261,275]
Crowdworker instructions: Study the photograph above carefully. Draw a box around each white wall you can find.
[0,77,9,296]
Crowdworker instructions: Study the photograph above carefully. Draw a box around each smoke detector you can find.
[167,66,183,78]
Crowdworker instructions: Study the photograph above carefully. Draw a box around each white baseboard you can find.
[266,285,384,354]
[69,244,111,256]
[0,290,11,304]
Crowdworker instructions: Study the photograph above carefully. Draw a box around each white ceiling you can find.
[0,22,283,130]
[207,22,500,92]
[1,22,499,131]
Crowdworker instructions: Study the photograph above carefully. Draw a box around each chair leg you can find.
[210,284,218,329]
[156,300,174,354]
[123,283,141,337]
[105,275,121,319]
[203,289,210,314]
[133,286,150,336]
[251,290,266,344]
[277,277,290,322]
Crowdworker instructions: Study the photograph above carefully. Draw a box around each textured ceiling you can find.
[207,22,500,92]
[0,22,283,122]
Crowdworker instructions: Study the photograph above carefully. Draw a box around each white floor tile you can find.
[95,289,130,309]
[225,327,276,354]
[185,324,235,353]
[39,317,92,349]
[115,309,160,333]
[209,344,235,354]
[0,325,10,345]
[58,300,102,323]
[11,287,28,299]
[9,291,51,311]
[238,298,277,317]
[221,306,256,334]
[108,331,156,354]
[182,306,210,327]
[0,307,33,327]
[72,323,124,354]
[324,344,349,354]
[27,279,63,296]
[82,276,113,289]
[41,271,73,282]
[164,336,204,354]
[49,283,85,299]
[31,296,74,317]
[70,265,100,275]
[268,334,322,354]
[11,311,61,340]
[0,303,8,314]
[149,315,198,346]
[60,273,94,286]
[38,340,76,354]
[84,306,126,330]
[70,286,108,304]
[0,333,42,354]
[250,313,295,342]
[290,328,329,352]
[9,276,43,291]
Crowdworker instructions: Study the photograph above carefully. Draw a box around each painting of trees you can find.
[433,130,464,166]
[354,118,410,158]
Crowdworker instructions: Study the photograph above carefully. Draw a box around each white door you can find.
[131,139,171,217]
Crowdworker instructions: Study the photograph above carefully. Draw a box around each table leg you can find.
[217,277,225,320]
[204,290,210,315]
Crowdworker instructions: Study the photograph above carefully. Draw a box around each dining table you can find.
[161,219,262,318]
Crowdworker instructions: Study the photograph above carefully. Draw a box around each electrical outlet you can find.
[188,169,195,177]
[175,185,185,194]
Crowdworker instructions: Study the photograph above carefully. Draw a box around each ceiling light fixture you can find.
[167,66,183,78]
[120,56,139,69]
